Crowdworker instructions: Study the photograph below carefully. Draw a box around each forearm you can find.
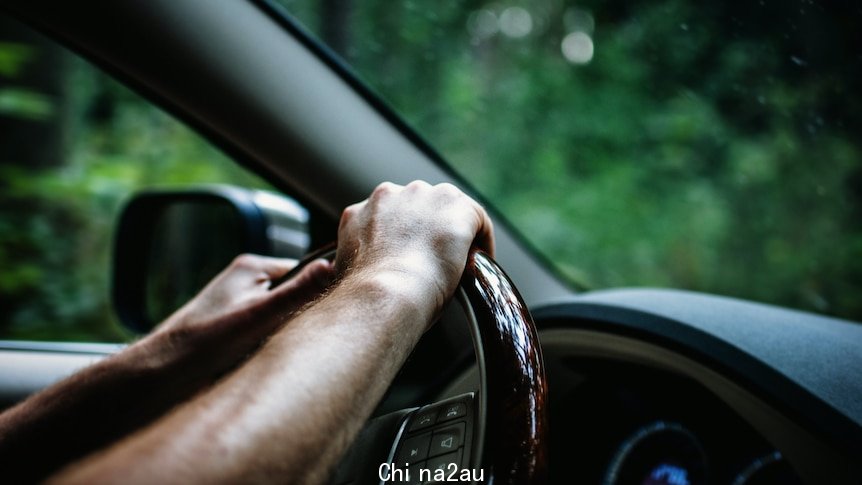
[0,331,217,483]
[0,255,326,483]
[53,271,430,484]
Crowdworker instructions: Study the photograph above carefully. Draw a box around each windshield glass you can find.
[277,0,861,321]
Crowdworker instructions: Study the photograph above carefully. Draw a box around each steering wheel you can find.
[276,245,548,484]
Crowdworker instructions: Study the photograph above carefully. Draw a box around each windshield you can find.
[276,0,861,321]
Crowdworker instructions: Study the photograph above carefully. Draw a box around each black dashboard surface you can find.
[532,288,862,484]
[547,359,800,484]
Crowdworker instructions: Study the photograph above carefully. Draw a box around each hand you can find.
[143,254,334,369]
[335,180,494,316]
[158,254,333,332]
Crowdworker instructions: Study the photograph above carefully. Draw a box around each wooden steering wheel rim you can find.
[460,249,548,484]
[276,245,549,484]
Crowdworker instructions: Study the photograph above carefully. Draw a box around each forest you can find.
[1,0,860,341]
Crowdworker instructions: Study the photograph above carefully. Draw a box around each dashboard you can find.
[429,288,862,484]
[532,289,862,485]
[548,358,800,484]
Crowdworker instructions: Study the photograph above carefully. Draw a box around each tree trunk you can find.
[319,0,353,59]
[0,14,66,169]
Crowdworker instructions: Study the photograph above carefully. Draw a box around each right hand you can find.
[335,180,494,317]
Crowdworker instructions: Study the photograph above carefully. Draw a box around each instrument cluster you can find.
[547,359,803,484]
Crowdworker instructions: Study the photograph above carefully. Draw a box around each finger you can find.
[268,258,334,305]
[292,258,335,291]
[336,199,369,274]
[471,201,496,258]
[229,254,298,277]
[251,255,300,281]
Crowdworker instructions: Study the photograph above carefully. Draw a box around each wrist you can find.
[345,258,448,329]
[126,329,190,373]
[142,303,251,371]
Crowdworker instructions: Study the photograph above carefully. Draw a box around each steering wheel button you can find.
[408,409,438,431]
[438,402,466,422]
[396,433,431,465]
[428,422,465,457]
[424,449,463,482]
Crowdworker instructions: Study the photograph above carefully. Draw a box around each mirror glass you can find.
[145,199,243,323]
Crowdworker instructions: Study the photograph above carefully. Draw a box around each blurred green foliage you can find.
[281,0,862,319]
[0,0,860,343]
[0,28,269,341]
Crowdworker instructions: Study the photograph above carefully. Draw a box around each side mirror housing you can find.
[112,185,309,333]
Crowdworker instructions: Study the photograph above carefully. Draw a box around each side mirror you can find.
[112,185,309,333]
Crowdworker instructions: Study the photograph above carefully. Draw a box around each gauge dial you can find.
[604,421,707,485]
[732,451,802,485]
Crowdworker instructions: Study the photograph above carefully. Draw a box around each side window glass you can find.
[0,15,270,342]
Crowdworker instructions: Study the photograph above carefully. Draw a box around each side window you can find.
[0,15,270,342]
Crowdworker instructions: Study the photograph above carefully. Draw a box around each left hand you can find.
[142,254,335,370]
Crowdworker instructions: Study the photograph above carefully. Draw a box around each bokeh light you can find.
[499,7,533,38]
[467,9,498,43]
[561,31,594,64]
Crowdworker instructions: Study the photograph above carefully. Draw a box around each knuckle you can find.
[372,181,397,198]
[339,205,356,228]
[435,182,461,195]
[406,180,430,191]
[437,183,470,206]
[231,253,258,269]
